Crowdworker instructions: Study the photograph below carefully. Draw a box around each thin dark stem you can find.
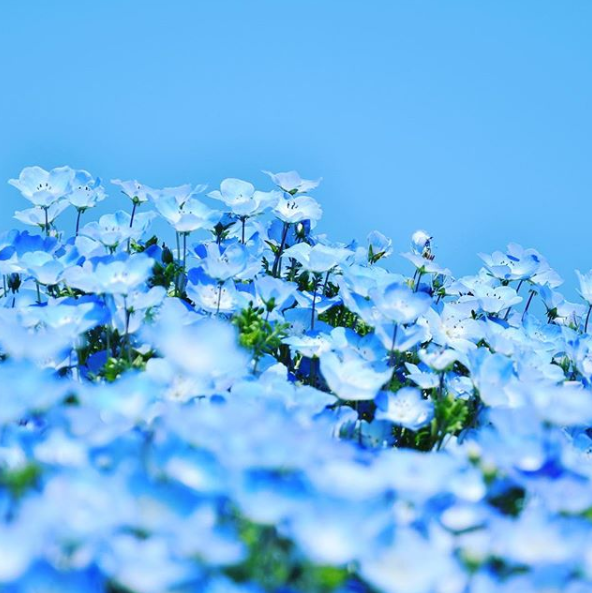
[585,305,592,334]
[216,283,223,315]
[521,290,536,321]
[75,209,83,236]
[504,280,525,321]
[322,270,331,296]
[241,217,246,244]
[122,296,132,364]
[414,271,423,292]
[310,285,317,330]
[43,207,49,237]
[271,223,290,278]
[129,201,138,228]
[388,323,399,367]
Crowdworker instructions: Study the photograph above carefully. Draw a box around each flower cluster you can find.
[1,165,592,592]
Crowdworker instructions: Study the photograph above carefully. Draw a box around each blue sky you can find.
[1,1,591,293]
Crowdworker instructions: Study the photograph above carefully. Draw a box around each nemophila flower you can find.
[282,242,352,274]
[14,201,69,230]
[424,304,483,353]
[32,300,108,335]
[328,326,385,362]
[458,283,522,315]
[17,251,63,286]
[98,533,198,593]
[419,347,459,371]
[111,286,166,335]
[208,178,279,217]
[294,289,340,315]
[64,253,154,295]
[283,332,334,359]
[187,277,246,315]
[339,263,399,298]
[360,529,464,593]
[111,178,156,204]
[68,170,106,211]
[575,270,592,305]
[375,321,428,354]
[467,349,519,407]
[375,387,434,431]
[195,242,252,281]
[320,351,391,400]
[0,361,67,424]
[370,281,432,325]
[155,317,248,391]
[402,251,451,276]
[479,243,541,282]
[411,229,432,257]
[5,165,592,592]
[252,275,297,312]
[0,310,74,365]
[9,166,74,208]
[263,170,321,194]
[367,230,393,262]
[490,508,586,568]
[405,362,440,389]
[78,212,132,249]
[150,183,208,212]
[273,194,323,225]
[287,500,386,565]
[154,195,220,233]
[526,382,592,426]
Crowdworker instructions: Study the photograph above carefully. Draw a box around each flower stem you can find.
[75,209,83,236]
[129,201,137,228]
[216,282,223,315]
[521,289,536,321]
[310,284,317,331]
[388,323,399,367]
[585,304,592,334]
[272,223,289,278]
[43,207,49,237]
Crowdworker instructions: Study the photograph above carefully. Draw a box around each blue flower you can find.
[263,170,321,194]
[282,242,352,274]
[111,178,156,204]
[370,282,432,325]
[375,387,434,431]
[154,194,220,233]
[576,269,592,305]
[68,169,106,211]
[14,201,69,230]
[479,243,541,282]
[9,166,74,208]
[197,242,252,281]
[273,194,323,225]
[320,351,391,401]
[208,178,279,217]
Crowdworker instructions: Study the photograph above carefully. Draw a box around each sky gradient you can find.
[1,1,591,293]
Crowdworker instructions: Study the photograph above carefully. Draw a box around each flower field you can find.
[1,166,591,592]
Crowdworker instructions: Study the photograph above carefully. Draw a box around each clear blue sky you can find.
[1,1,591,293]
